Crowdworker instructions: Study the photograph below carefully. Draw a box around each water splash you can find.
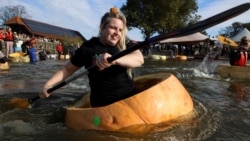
[193,48,222,79]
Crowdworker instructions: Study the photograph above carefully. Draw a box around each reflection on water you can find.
[228,83,249,103]
[0,58,249,141]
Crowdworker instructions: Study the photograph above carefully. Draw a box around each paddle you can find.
[10,2,250,108]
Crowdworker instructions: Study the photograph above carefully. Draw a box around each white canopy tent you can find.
[232,28,250,42]
[160,32,209,43]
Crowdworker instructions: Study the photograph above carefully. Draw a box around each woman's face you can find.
[100,18,124,46]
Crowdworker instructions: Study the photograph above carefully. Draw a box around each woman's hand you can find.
[96,53,114,71]
[39,85,52,98]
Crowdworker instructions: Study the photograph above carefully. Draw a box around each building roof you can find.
[4,16,25,25]
[160,32,209,43]
[4,16,86,41]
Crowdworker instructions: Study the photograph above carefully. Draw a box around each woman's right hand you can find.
[95,53,113,71]
[39,86,52,98]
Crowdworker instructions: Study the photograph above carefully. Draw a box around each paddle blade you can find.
[10,98,31,108]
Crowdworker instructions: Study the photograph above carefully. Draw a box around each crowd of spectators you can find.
[0,27,61,55]
[0,27,80,62]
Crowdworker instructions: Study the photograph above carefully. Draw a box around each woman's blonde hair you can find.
[99,7,127,51]
[99,8,133,78]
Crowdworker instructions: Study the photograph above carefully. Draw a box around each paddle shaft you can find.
[28,3,250,104]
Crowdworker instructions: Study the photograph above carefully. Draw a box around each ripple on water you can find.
[0,95,221,141]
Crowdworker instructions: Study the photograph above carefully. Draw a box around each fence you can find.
[36,41,57,54]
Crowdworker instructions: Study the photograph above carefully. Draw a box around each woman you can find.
[39,7,144,107]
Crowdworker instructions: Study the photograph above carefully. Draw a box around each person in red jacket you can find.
[0,31,4,51]
[56,42,63,59]
[229,36,249,66]
[4,27,14,58]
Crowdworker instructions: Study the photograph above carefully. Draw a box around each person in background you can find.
[77,43,80,48]
[28,39,37,64]
[39,7,144,107]
[4,27,14,58]
[229,36,249,66]
[0,51,7,64]
[56,42,63,60]
[37,45,47,60]
[0,31,4,51]
[13,32,19,53]
[68,44,75,59]
[21,40,30,56]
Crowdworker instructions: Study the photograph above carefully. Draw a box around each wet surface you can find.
[0,58,249,141]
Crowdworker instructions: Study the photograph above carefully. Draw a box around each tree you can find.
[120,0,199,40]
[0,5,30,25]
[218,22,250,37]
[155,0,199,34]
[121,0,157,39]
[242,23,250,30]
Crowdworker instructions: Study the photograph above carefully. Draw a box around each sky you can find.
[1,0,250,41]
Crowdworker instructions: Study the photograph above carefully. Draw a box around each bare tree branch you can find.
[0,5,30,25]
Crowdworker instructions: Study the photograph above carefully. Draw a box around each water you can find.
[0,58,249,141]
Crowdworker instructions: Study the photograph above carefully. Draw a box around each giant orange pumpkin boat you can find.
[215,64,250,79]
[9,52,30,63]
[65,73,194,131]
[0,62,9,70]
[176,55,187,61]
